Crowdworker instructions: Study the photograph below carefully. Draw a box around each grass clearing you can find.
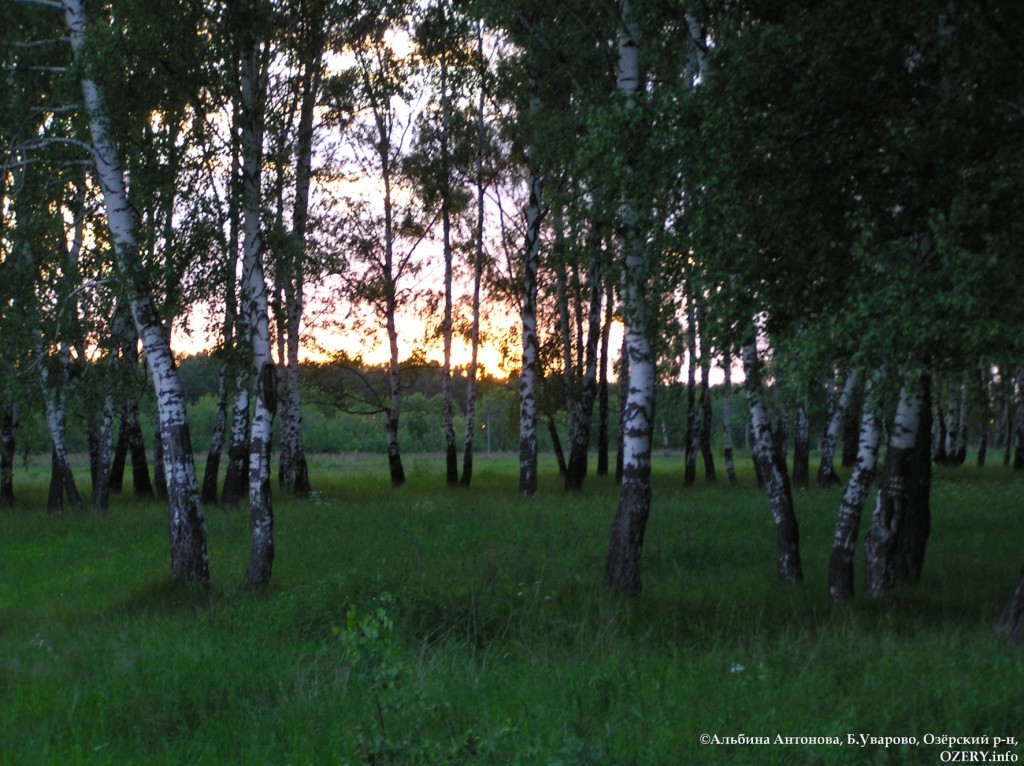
[1,453,1022,764]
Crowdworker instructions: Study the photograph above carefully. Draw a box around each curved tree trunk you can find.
[40,345,84,515]
[828,371,883,602]
[743,342,802,583]
[64,0,208,582]
[818,368,859,487]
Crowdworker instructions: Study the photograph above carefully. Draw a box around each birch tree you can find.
[604,0,657,596]
[61,0,209,582]
[828,370,884,602]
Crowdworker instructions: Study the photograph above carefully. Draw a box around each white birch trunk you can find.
[818,367,860,487]
[518,112,542,498]
[240,28,275,588]
[743,342,803,583]
[39,342,84,515]
[828,370,884,602]
[864,385,924,597]
[91,385,116,513]
[438,50,458,487]
[222,378,251,507]
[460,25,486,488]
[604,1,656,596]
[63,0,208,581]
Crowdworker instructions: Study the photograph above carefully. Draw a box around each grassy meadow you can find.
[1,452,1022,765]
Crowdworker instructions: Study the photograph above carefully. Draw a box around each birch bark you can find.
[460,25,486,488]
[742,342,803,583]
[438,48,458,487]
[604,1,657,596]
[240,25,275,588]
[864,381,927,597]
[518,125,542,498]
[818,367,859,487]
[828,370,883,602]
[63,0,209,582]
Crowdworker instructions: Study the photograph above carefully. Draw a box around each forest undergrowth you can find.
[1,452,1022,765]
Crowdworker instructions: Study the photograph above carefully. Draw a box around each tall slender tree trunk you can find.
[864,380,927,597]
[605,4,657,596]
[743,342,802,583]
[1014,370,1024,470]
[207,97,242,505]
[64,0,208,581]
[460,22,487,489]
[792,400,810,488]
[953,379,969,465]
[112,310,152,498]
[697,322,716,482]
[518,86,542,498]
[222,376,251,507]
[280,7,320,498]
[40,344,84,515]
[682,302,698,487]
[565,240,603,491]
[828,371,883,602]
[977,369,991,467]
[202,364,230,503]
[615,329,628,485]
[1,404,17,506]
[597,284,614,477]
[818,367,859,487]
[240,25,275,588]
[894,374,932,584]
[722,350,737,485]
[549,415,567,476]
[91,388,116,513]
[437,50,458,487]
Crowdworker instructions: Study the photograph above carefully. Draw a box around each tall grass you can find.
[1,453,1022,764]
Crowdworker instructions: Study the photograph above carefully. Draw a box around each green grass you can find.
[1,452,1023,765]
